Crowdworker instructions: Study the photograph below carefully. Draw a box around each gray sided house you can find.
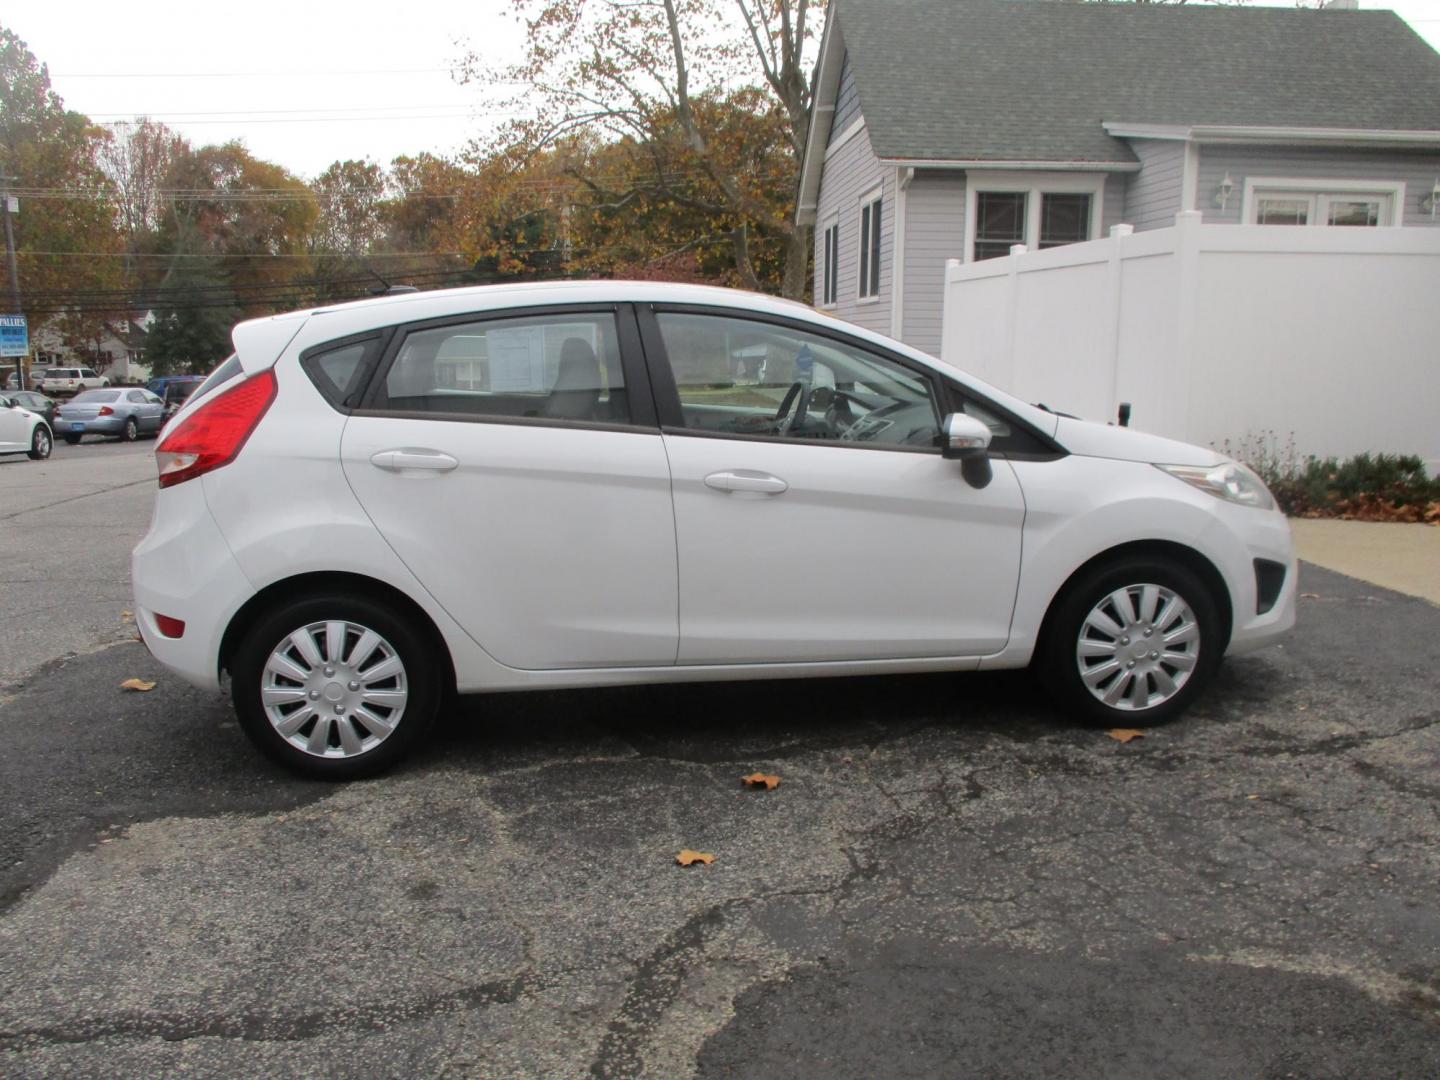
[797,0,1440,357]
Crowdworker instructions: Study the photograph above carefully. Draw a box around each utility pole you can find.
[1,176,22,392]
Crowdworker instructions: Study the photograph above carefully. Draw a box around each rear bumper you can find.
[54,416,124,435]
[132,480,255,692]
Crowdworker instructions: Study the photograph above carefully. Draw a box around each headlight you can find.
[1156,461,1276,511]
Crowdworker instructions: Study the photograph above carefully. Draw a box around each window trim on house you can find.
[820,216,840,307]
[963,171,1106,263]
[857,185,882,303]
[1239,176,1406,227]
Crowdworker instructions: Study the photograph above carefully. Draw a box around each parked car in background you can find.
[41,367,109,395]
[132,282,1296,779]
[150,375,207,418]
[6,368,43,391]
[9,390,58,429]
[0,393,53,460]
[54,387,165,443]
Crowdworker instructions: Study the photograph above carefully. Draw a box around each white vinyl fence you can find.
[940,211,1440,470]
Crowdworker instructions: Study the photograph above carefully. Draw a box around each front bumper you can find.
[1222,507,1297,655]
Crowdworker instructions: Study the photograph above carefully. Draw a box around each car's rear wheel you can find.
[27,424,52,460]
[1038,558,1223,726]
[122,417,138,442]
[231,595,441,779]
[64,433,81,445]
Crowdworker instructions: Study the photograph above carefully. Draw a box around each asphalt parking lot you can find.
[1,447,1437,1078]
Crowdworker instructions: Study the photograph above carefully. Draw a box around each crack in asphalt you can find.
[0,476,152,522]
[0,972,542,1049]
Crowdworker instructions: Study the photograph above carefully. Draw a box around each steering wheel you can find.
[774,380,811,434]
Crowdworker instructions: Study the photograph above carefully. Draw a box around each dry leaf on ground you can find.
[120,678,156,692]
[675,849,715,867]
[1107,728,1145,744]
[741,772,781,790]
[1300,593,1321,600]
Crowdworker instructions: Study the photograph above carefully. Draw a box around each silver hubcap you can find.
[261,620,408,758]
[1076,584,1200,712]
[36,430,49,455]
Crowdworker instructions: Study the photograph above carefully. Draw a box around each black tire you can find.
[1037,557,1224,727]
[122,417,138,442]
[27,424,52,460]
[230,594,442,779]
[64,433,81,445]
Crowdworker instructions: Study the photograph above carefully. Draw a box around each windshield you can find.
[73,390,120,403]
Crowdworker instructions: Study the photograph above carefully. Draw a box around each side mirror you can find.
[939,412,992,459]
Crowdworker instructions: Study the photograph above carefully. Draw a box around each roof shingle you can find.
[836,0,1440,163]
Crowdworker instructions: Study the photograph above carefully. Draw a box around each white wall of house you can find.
[939,212,1440,470]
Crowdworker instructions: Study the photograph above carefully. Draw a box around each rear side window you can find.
[302,337,383,411]
[374,312,629,426]
[127,391,147,403]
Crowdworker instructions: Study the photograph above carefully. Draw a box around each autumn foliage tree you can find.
[464,0,821,298]
[0,25,123,342]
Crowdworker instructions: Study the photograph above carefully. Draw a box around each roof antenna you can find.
[364,266,417,296]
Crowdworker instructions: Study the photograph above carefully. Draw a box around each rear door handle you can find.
[370,448,459,472]
[704,469,788,494]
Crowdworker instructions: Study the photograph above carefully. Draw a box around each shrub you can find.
[1218,432,1440,523]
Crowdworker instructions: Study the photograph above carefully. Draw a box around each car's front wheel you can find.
[27,424,52,460]
[1039,558,1223,726]
[231,594,441,779]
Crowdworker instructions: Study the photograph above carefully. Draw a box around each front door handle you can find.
[704,469,788,494]
[370,448,459,472]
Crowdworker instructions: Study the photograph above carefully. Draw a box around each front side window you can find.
[378,312,629,425]
[858,192,881,298]
[655,311,940,450]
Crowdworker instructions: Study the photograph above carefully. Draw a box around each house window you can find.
[858,189,881,299]
[974,192,1026,261]
[821,220,839,306]
[1242,178,1404,228]
[967,174,1105,262]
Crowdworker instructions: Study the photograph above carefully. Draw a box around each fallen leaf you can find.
[120,678,156,692]
[1246,794,1261,801]
[741,772,781,790]
[1107,729,1146,744]
[1300,592,1321,600]
[120,610,134,620]
[676,849,715,867]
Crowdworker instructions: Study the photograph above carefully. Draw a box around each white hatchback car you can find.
[132,282,1295,777]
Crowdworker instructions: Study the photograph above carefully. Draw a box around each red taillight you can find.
[98,406,114,417]
[154,613,186,638]
[155,369,277,489]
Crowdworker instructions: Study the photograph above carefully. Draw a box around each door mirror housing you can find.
[939,412,992,459]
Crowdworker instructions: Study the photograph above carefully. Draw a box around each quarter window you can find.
[378,312,629,425]
[655,311,940,450]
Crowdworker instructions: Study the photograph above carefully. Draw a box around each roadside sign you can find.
[0,314,26,357]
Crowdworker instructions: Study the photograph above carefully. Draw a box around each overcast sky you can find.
[8,0,1440,180]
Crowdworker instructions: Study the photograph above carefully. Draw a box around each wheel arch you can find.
[1036,539,1233,658]
[218,571,457,692]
